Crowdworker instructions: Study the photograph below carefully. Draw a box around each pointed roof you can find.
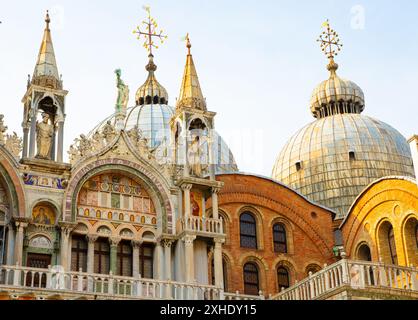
[32,11,62,90]
[176,35,206,111]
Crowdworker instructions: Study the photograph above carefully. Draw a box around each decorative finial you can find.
[185,33,191,55]
[317,20,343,73]
[45,10,51,29]
[132,6,168,57]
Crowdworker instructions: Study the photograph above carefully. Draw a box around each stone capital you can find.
[214,237,226,245]
[211,187,221,195]
[131,240,143,249]
[59,222,77,236]
[86,234,99,244]
[109,237,121,247]
[161,238,175,249]
[181,184,193,192]
[182,235,196,245]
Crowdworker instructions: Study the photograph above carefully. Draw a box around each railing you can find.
[0,265,222,300]
[272,260,418,300]
[178,216,224,236]
[224,291,265,301]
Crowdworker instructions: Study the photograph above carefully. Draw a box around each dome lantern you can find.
[310,21,365,119]
[132,7,169,106]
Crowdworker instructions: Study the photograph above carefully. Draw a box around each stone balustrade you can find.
[0,264,222,300]
[224,291,265,301]
[272,260,418,300]
[177,216,224,236]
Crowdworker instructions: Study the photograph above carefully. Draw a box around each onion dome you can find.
[310,59,365,119]
[135,55,169,106]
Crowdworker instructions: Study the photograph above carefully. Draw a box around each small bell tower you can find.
[170,34,225,287]
[21,11,68,163]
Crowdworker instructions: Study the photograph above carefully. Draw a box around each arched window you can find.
[240,212,257,249]
[94,238,110,274]
[357,244,372,262]
[117,241,133,277]
[139,244,154,279]
[273,223,287,253]
[243,263,259,296]
[71,235,88,272]
[306,264,322,276]
[416,224,418,249]
[277,267,290,291]
[388,226,398,265]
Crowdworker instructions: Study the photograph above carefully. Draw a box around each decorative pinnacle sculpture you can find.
[317,20,343,72]
[132,6,168,57]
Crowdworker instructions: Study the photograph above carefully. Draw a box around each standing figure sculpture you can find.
[115,69,129,114]
[36,113,54,160]
[188,136,203,177]
[0,115,8,145]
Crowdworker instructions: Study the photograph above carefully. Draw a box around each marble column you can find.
[22,126,29,159]
[183,235,196,283]
[59,225,73,271]
[208,129,216,180]
[109,237,121,274]
[182,184,192,218]
[14,221,28,266]
[28,109,37,158]
[213,238,225,289]
[154,241,164,280]
[162,239,174,281]
[211,187,220,220]
[86,235,98,274]
[131,240,142,278]
[6,226,15,265]
[57,121,64,163]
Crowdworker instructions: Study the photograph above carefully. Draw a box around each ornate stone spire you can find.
[176,34,206,111]
[133,7,169,106]
[32,10,62,90]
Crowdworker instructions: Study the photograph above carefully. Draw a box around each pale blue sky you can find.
[0,0,417,176]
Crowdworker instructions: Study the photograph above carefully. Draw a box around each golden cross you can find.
[317,20,343,60]
[133,6,168,56]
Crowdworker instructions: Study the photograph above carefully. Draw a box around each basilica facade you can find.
[0,13,417,300]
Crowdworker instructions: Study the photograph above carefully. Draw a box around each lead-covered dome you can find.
[88,104,238,174]
[272,30,415,218]
[272,114,415,219]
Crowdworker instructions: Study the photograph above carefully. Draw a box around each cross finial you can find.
[317,20,343,61]
[45,10,51,29]
[133,6,168,57]
[185,33,191,55]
